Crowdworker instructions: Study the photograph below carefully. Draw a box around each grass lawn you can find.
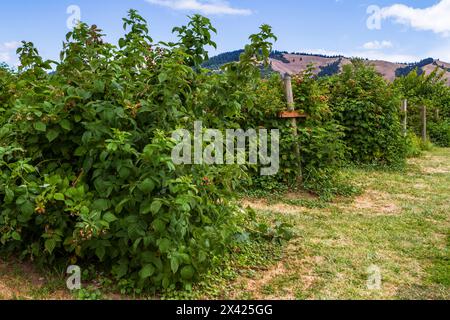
[0,148,449,300]
[228,147,450,300]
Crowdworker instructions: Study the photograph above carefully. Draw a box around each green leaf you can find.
[16,195,27,205]
[4,188,14,204]
[34,121,46,132]
[140,199,162,216]
[103,212,118,223]
[118,167,131,179]
[115,197,130,214]
[162,277,170,289]
[46,129,60,142]
[158,73,168,83]
[93,80,105,93]
[118,38,126,48]
[180,265,195,280]
[152,219,166,233]
[54,193,65,201]
[139,200,152,215]
[139,264,156,279]
[60,119,72,131]
[95,246,106,261]
[74,147,86,157]
[18,201,34,223]
[11,231,21,241]
[78,89,92,100]
[132,238,142,252]
[141,236,152,248]
[138,178,155,193]
[45,238,57,254]
[112,260,128,279]
[158,238,171,253]
[150,200,162,215]
[93,199,110,211]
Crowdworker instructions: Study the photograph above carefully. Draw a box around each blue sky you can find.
[1,0,450,66]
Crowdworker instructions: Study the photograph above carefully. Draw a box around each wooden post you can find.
[421,106,427,143]
[283,73,302,184]
[284,73,295,110]
[402,99,408,137]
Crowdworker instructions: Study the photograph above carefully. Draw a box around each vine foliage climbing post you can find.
[283,73,303,184]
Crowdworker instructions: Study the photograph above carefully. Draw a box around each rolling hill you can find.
[204,51,450,84]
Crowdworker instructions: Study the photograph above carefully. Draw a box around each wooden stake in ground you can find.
[422,105,427,143]
[402,99,408,137]
[283,73,302,184]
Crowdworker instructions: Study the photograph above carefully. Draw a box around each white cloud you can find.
[380,0,450,36]
[2,41,21,50]
[362,40,393,50]
[0,41,20,64]
[145,0,252,15]
[0,52,11,63]
[350,51,419,63]
[427,44,450,61]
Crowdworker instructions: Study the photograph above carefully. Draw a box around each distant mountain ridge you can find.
[203,51,450,85]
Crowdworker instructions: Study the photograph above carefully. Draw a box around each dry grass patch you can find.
[228,242,323,300]
[0,259,71,300]
[346,190,401,215]
[241,199,306,215]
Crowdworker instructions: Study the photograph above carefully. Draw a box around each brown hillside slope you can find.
[270,53,450,84]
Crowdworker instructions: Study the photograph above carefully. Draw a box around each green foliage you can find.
[240,64,355,199]
[292,67,350,198]
[243,176,289,198]
[0,10,283,293]
[202,49,244,70]
[394,65,450,148]
[75,286,104,300]
[171,14,217,69]
[329,59,406,167]
[405,133,423,158]
[429,120,450,147]
[0,63,15,107]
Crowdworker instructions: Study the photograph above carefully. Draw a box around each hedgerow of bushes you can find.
[0,11,292,293]
[328,60,406,166]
